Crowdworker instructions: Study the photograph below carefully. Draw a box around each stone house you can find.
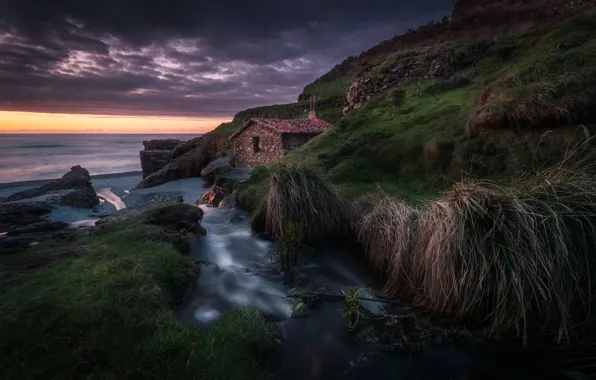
[229,115,330,167]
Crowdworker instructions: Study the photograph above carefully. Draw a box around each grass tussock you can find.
[357,145,596,342]
[356,190,421,299]
[265,164,352,240]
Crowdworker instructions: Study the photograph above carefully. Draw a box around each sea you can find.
[0,134,198,184]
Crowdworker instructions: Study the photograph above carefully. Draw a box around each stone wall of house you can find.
[233,124,283,167]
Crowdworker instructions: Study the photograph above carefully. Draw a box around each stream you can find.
[175,195,556,380]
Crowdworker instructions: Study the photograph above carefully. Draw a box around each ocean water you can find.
[0,134,198,184]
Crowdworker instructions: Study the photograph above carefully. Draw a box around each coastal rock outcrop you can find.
[0,166,101,253]
[3,166,100,208]
[172,136,202,159]
[0,202,52,231]
[135,133,230,189]
[139,139,182,178]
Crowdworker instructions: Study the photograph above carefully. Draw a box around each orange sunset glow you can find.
[0,111,230,134]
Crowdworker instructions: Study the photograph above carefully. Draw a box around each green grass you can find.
[301,75,356,100]
[0,209,272,380]
[237,11,596,211]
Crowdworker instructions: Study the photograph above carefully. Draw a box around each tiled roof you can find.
[229,118,330,140]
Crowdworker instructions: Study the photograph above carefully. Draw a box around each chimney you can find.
[308,95,319,119]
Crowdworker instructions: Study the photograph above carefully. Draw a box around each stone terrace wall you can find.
[233,124,283,167]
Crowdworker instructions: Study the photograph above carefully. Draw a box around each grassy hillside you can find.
[236,11,596,208]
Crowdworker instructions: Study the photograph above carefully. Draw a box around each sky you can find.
[0,0,452,133]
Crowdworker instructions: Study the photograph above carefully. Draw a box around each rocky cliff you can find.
[135,133,230,189]
[139,139,181,178]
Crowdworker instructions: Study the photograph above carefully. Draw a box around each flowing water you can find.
[176,196,555,380]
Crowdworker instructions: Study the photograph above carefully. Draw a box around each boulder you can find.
[3,166,100,208]
[142,203,205,254]
[200,156,231,179]
[196,185,229,207]
[58,187,101,208]
[220,190,238,209]
[144,203,204,233]
[172,136,202,159]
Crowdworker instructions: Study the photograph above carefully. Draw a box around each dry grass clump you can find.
[357,144,596,342]
[356,190,421,299]
[415,155,596,342]
[265,164,352,240]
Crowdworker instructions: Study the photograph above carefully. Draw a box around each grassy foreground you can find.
[0,208,272,380]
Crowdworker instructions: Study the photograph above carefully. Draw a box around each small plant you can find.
[343,287,364,330]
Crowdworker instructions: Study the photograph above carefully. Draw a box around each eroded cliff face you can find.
[139,139,181,179]
[135,133,231,189]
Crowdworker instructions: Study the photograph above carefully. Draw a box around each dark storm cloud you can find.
[0,0,452,117]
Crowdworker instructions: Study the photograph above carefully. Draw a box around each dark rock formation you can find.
[196,184,229,207]
[95,192,184,226]
[142,139,181,151]
[200,156,231,179]
[172,136,202,159]
[1,222,75,255]
[140,150,173,179]
[143,203,205,253]
[8,221,69,235]
[135,133,230,189]
[144,203,204,233]
[0,202,52,231]
[139,139,182,178]
[58,187,101,209]
[3,166,99,208]
[220,190,238,209]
